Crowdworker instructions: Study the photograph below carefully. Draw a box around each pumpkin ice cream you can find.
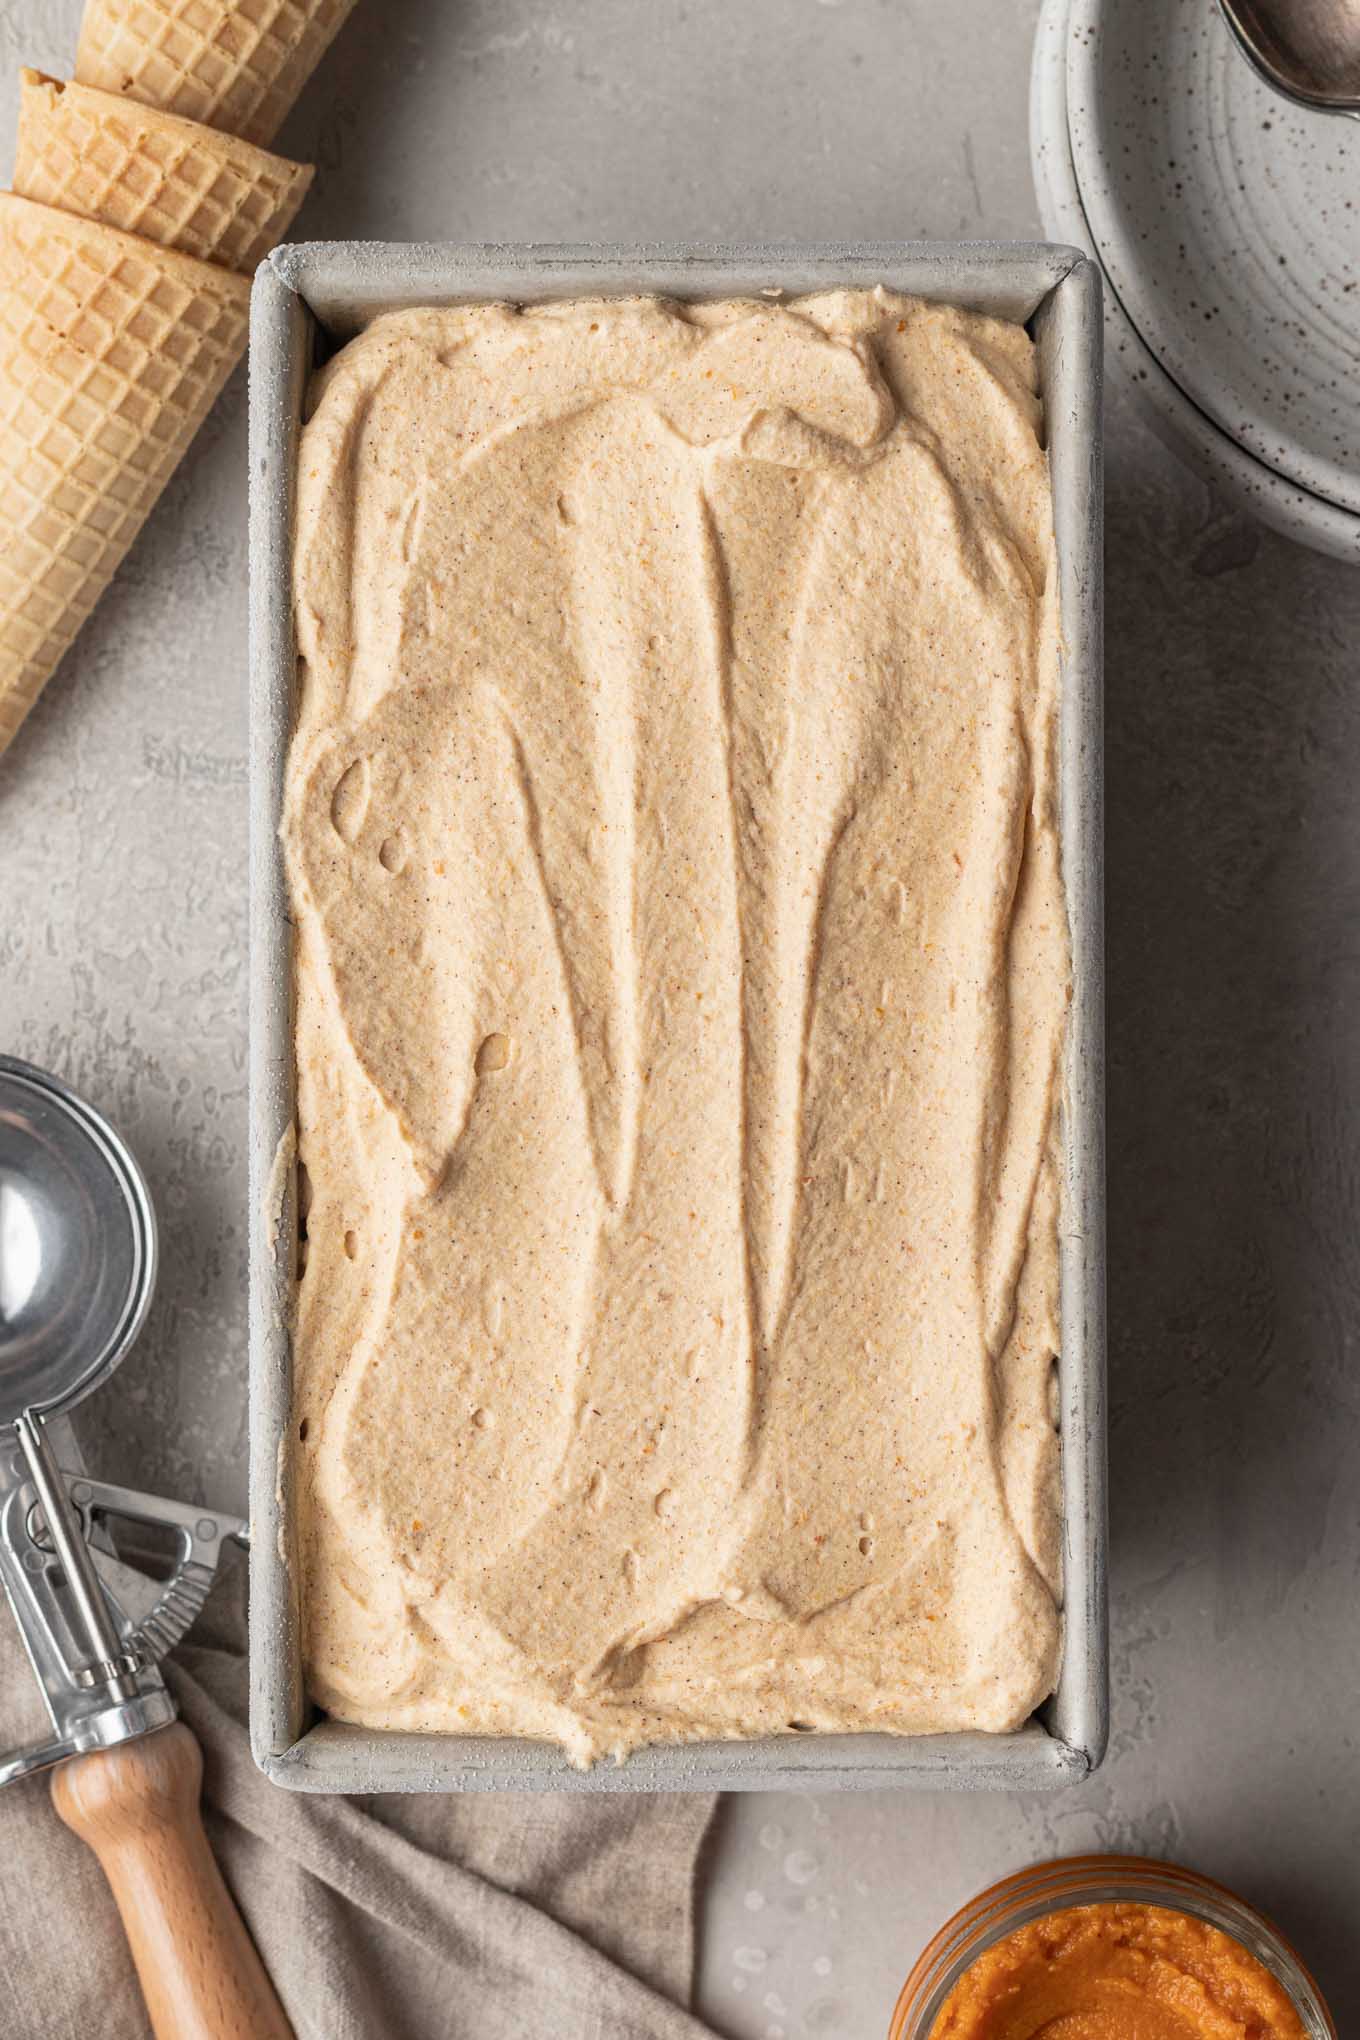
[283,288,1068,1763]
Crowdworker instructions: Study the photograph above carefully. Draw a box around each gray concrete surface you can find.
[2,3,1358,2035]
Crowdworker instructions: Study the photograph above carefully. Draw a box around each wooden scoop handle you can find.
[51,1721,293,2040]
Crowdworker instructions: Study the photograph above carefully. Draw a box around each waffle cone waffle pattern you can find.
[75,0,358,148]
[0,194,250,750]
[14,70,313,272]
[0,0,352,754]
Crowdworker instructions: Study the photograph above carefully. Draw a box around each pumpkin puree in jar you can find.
[931,1902,1307,2038]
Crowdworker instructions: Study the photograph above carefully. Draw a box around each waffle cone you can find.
[13,70,313,274]
[0,193,250,755]
[75,0,358,147]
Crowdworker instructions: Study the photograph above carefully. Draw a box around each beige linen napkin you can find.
[0,1555,722,2040]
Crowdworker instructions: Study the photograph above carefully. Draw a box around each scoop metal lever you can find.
[0,1432,245,1787]
[13,1411,140,1700]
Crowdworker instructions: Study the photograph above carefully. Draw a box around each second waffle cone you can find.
[13,70,313,274]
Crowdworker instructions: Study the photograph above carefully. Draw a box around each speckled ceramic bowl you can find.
[1032,0,1360,560]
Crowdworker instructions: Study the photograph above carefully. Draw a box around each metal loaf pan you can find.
[248,243,1106,1793]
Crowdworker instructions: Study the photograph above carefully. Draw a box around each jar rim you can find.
[887,1854,1336,2039]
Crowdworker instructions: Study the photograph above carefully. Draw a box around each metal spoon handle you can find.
[14,1412,139,1702]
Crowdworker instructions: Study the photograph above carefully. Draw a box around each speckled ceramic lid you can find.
[1066,0,1360,516]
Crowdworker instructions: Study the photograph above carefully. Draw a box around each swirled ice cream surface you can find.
[285,289,1067,1763]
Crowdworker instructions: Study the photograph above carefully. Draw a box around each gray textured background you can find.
[2,3,1358,2036]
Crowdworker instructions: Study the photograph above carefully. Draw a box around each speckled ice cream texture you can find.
[282,288,1067,1763]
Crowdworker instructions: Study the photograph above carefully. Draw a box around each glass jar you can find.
[888,1854,1336,2038]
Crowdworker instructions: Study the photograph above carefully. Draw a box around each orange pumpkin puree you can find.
[930,1901,1308,2038]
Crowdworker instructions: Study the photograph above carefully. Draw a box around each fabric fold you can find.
[0,1557,721,2040]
